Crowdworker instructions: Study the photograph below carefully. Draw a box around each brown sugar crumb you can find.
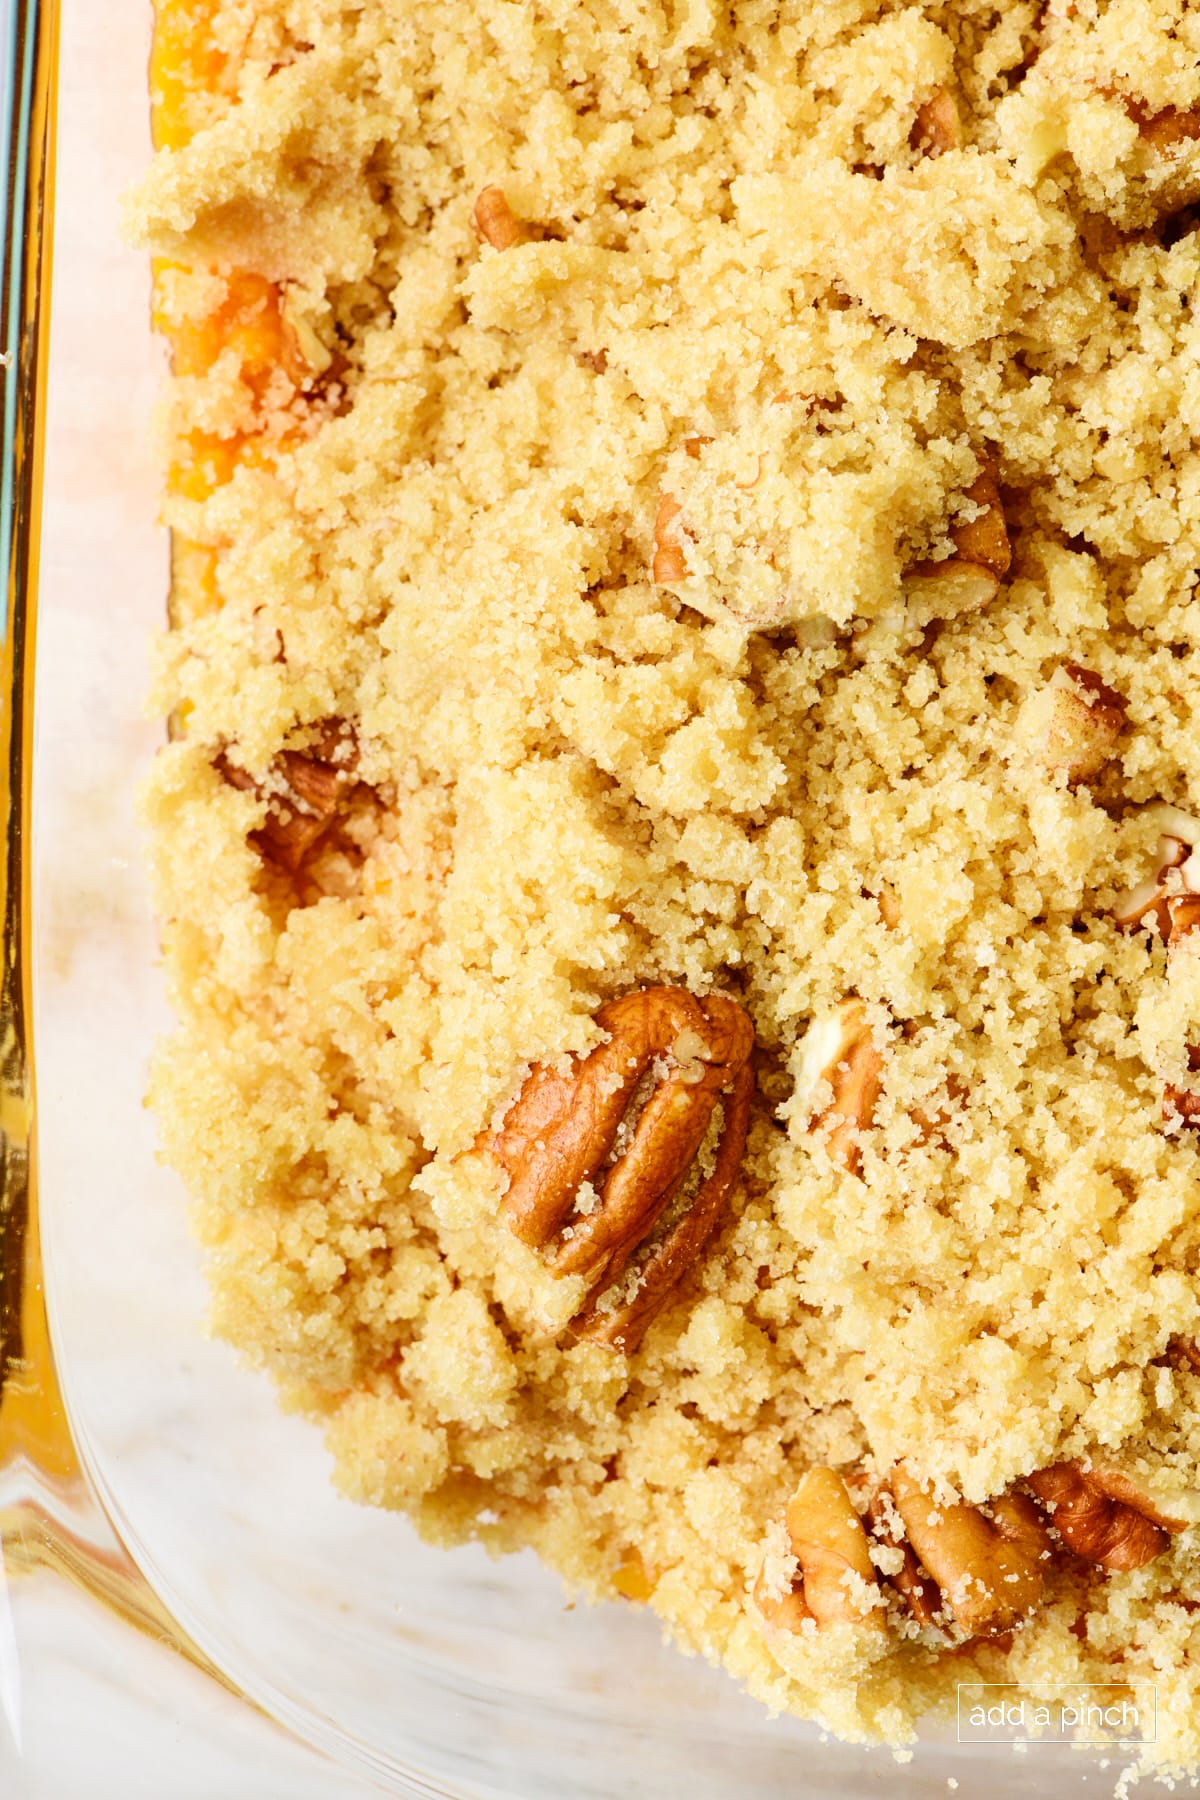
[131,0,1200,1783]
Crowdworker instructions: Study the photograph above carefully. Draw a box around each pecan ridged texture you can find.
[863,1485,942,1629]
[485,985,755,1353]
[756,1457,1191,1652]
[1026,1462,1191,1572]
[889,1467,1050,1640]
[754,1468,886,1634]
[756,1464,1049,1645]
[217,721,362,875]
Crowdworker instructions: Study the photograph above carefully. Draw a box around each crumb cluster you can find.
[134,0,1200,1779]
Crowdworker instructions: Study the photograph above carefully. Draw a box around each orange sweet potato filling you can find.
[149,0,229,153]
[151,5,309,570]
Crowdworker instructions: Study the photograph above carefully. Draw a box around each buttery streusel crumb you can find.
[133,0,1200,1782]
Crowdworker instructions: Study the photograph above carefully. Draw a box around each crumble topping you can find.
[133,0,1200,1779]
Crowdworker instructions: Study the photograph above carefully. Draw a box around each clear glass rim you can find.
[0,0,251,1721]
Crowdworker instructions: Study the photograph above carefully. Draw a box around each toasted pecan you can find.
[1026,1462,1190,1571]
[1128,100,1200,156]
[755,1468,885,1633]
[1164,1335,1200,1376]
[217,722,361,874]
[1018,663,1127,785]
[800,999,885,1174]
[904,461,1011,618]
[486,986,755,1352]
[473,185,526,250]
[890,1468,1050,1639]
[757,1449,1193,1656]
[911,87,961,156]
[863,1486,943,1628]
[652,493,691,584]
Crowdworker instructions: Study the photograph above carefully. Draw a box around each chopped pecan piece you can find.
[1129,101,1200,157]
[650,437,721,584]
[1167,894,1200,949]
[217,721,361,875]
[473,185,526,250]
[1164,1039,1200,1131]
[950,465,1011,580]
[798,998,884,1174]
[1114,807,1200,1124]
[911,88,961,156]
[613,1548,656,1603]
[1026,1462,1190,1571]
[872,885,903,931]
[890,1467,1050,1639]
[801,1000,965,1166]
[904,461,1011,618]
[755,1468,885,1633]
[652,493,691,584]
[485,986,755,1353]
[1017,663,1127,785]
[1115,817,1194,928]
[1164,1336,1200,1375]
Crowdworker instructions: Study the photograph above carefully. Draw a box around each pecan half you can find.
[798,999,884,1174]
[903,462,1011,619]
[759,1465,1046,1645]
[217,721,361,874]
[755,1468,885,1633]
[890,1467,1050,1639]
[758,1449,1194,1654]
[485,986,755,1353]
[473,185,526,250]
[1027,1462,1191,1571]
[863,1485,943,1628]
[1017,663,1127,785]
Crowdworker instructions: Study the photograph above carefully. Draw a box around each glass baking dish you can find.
[0,1,1160,1793]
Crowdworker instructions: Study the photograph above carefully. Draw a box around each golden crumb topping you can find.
[133,0,1200,1778]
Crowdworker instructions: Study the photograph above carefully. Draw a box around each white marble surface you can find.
[0,1572,396,1800]
[14,2,1124,1796]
